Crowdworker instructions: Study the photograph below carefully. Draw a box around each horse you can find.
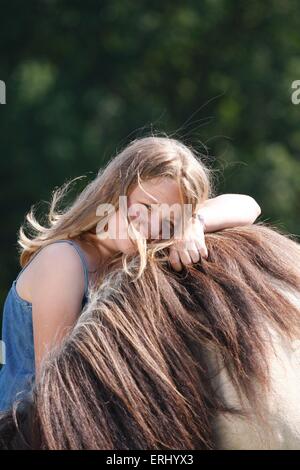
[1,222,300,449]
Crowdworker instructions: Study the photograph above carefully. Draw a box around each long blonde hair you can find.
[18,135,214,280]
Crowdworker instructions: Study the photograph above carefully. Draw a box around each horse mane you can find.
[1,222,300,449]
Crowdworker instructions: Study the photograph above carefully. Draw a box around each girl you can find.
[0,136,261,412]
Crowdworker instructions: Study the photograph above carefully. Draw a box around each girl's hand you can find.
[169,214,208,272]
[168,193,261,272]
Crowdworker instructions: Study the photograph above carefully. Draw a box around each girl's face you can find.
[104,177,183,255]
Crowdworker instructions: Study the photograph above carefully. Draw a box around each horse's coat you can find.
[212,285,300,449]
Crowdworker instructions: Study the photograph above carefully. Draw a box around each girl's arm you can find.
[29,243,86,377]
[169,194,261,271]
[196,194,261,233]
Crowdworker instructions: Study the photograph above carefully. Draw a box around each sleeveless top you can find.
[0,240,90,412]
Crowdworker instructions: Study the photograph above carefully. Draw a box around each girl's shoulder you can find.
[16,240,90,305]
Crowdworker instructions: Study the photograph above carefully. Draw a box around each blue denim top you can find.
[0,240,89,412]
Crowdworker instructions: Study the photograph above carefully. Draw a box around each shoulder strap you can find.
[59,240,89,298]
[16,240,90,298]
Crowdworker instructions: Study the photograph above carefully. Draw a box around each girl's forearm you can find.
[196,194,261,233]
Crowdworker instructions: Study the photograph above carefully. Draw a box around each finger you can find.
[178,249,193,266]
[169,248,183,272]
[195,239,208,258]
[188,242,200,263]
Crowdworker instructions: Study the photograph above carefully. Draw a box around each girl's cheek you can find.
[113,214,134,253]
[114,208,129,240]
[118,239,136,254]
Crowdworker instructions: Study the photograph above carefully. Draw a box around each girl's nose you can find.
[129,212,149,238]
[128,210,140,221]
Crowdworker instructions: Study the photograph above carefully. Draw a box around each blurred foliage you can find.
[0,0,300,310]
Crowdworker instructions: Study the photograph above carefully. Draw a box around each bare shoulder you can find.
[17,242,86,304]
[32,242,84,273]
[27,242,88,373]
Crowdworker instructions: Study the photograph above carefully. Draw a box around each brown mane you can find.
[1,222,300,449]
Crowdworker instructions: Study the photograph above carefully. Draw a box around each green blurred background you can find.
[1,0,300,313]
